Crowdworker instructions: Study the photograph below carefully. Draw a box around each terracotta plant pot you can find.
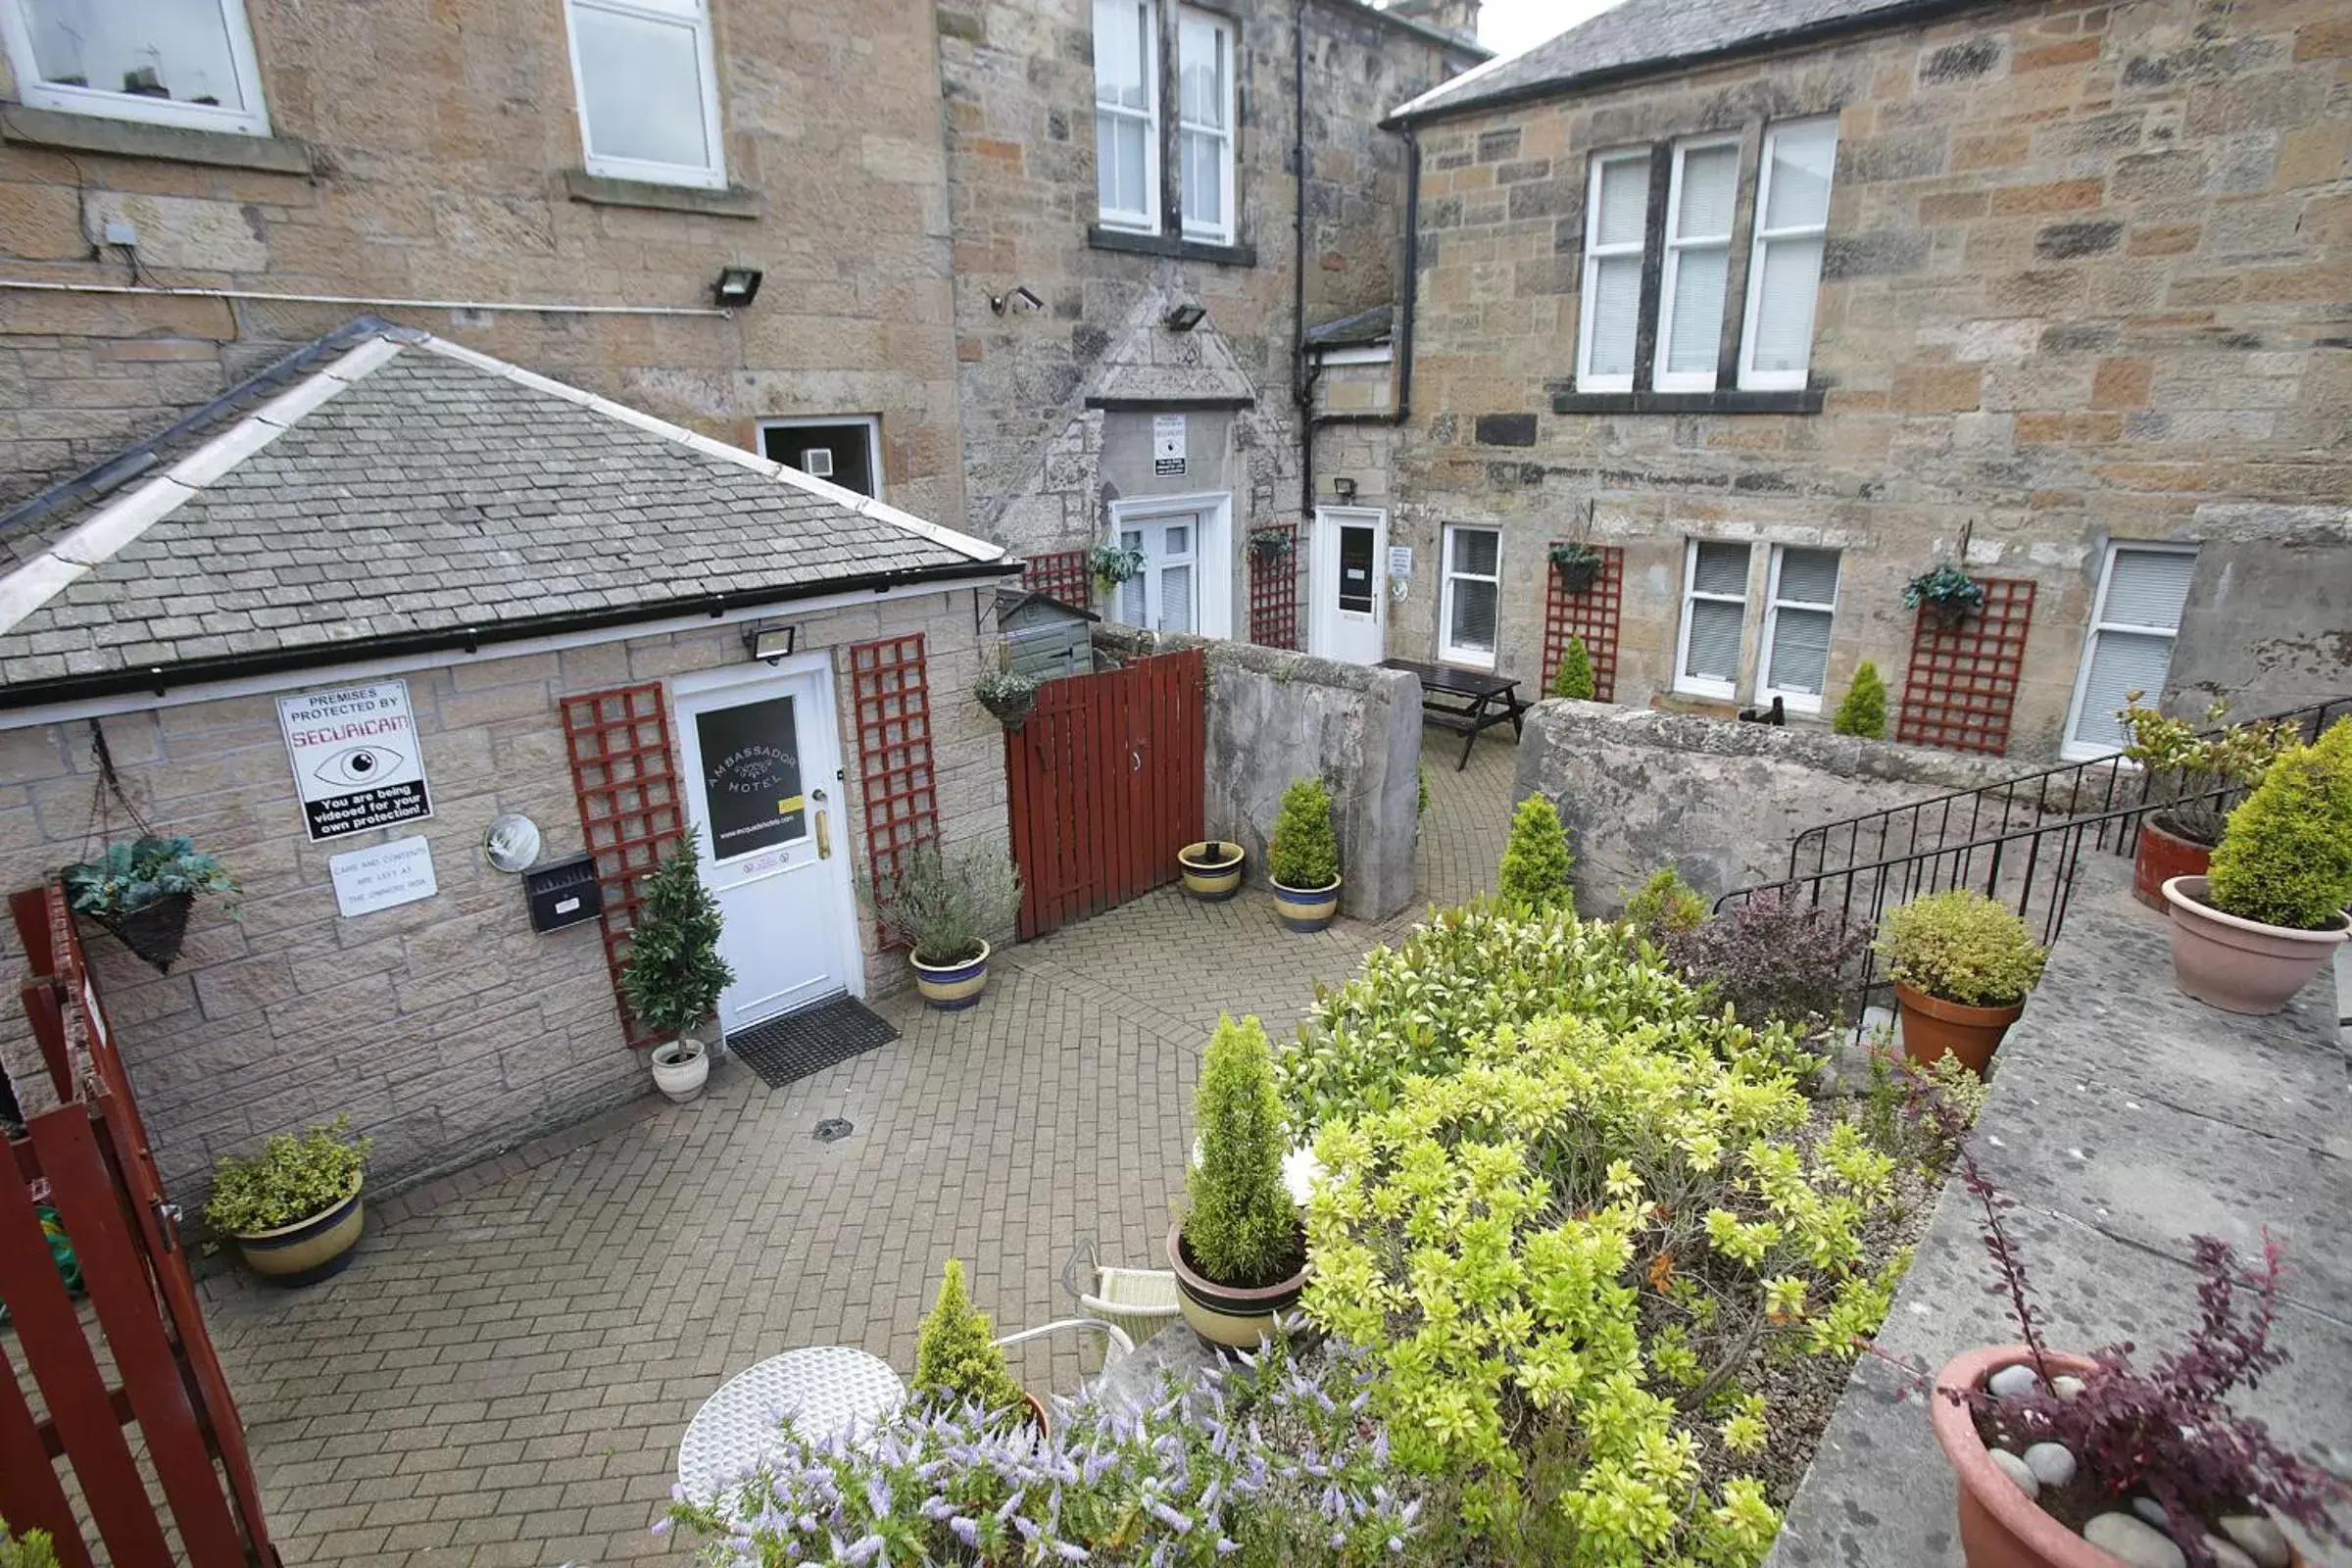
[228,1175,365,1287]
[2163,876,2349,1016]
[1269,876,1342,934]
[1021,1392,1051,1440]
[1166,1220,1307,1349]
[1895,981,2025,1076]
[1177,841,1245,902]
[912,939,991,1010]
[2132,818,2213,911]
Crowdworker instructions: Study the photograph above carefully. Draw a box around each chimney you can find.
[1384,0,1482,45]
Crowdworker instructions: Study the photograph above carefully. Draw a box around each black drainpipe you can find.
[1396,122,1419,424]
[1293,3,1314,519]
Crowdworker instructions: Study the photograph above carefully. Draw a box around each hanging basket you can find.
[98,892,195,973]
[1556,558,1601,594]
[979,687,1040,730]
[1920,598,1974,632]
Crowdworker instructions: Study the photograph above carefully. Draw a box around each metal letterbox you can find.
[524,855,602,933]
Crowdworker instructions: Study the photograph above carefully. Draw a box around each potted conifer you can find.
[1878,890,2048,1075]
[2163,717,2352,1014]
[1266,778,1341,933]
[911,1258,1042,1434]
[1498,795,1573,910]
[1833,662,1887,738]
[205,1115,370,1286]
[1166,1014,1306,1348]
[621,828,734,1102]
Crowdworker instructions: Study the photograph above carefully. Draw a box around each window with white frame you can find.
[1655,136,1740,392]
[1676,540,1751,699]
[1094,0,1158,232]
[1757,546,1840,710]
[1577,151,1649,392]
[1177,7,1236,243]
[1113,517,1198,634]
[2064,544,2198,759]
[1439,525,1501,667]
[1740,117,1838,391]
[1,0,270,134]
[564,0,725,188]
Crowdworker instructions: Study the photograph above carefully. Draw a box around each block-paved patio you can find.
[200,732,1519,1567]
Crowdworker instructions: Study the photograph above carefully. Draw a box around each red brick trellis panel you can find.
[1021,550,1093,610]
[560,683,686,1049]
[849,635,941,919]
[1248,525,1299,650]
[1541,544,1625,701]
[1896,577,2037,757]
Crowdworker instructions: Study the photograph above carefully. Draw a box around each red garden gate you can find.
[2,882,277,1568]
[1005,648,1205,940]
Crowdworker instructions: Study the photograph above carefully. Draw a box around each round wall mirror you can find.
[483,813,542,874]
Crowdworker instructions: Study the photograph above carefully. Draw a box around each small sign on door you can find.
[1152,413,1188,476]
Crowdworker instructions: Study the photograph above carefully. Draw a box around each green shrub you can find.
[205,1115,369,1235]
[0,1519,60,1568]
[619,827,734,1039]
[1623,865,1707,940]
[1183,1014,1298,1287]
[863,840,1022,966]
[63,834,236,919]
[1876,890,2047,1006]
[2207,717,2352,930]
[1831,662,1886,739]
[1267,778,1340,890]
[911,1258,1027,1418]
[1497,795,1574,911]
[1418,761,1429,816]
[1548,636,1596,701]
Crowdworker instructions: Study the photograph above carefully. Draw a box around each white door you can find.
[1107,497,1233,638]
[1309,507,1387,665]
[673,659,861,1034]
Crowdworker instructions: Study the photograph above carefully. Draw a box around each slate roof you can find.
[1389,0,1954,122]
[0,327,1010,705]
[1306,305,1396,350]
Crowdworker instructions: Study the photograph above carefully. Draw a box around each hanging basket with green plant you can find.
[1090,541,1146,589]
[1547,540,1604,593]
[1902,564,1987,626]
[974,669,1041,729]
[1247,527,1295,563]
[62,835,237,973]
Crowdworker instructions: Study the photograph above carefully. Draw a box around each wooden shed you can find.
[995,588,1099,681]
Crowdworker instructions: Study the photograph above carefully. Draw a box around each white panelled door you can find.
[1308,508,1387,665]
[1108,499,1232,639]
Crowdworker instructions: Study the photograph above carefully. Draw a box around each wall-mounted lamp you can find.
[1163,302,1206,332]
[743,621,798,663]
[1333,476,1358,503]
[991,285,1044,315]
[714,267,764,308]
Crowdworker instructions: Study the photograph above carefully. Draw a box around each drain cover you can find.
[813,1117,855,1143]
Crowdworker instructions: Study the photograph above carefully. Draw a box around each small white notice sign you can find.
[1152,413,1188,476]
[1388,545,1414,576]
[328,836,437,919]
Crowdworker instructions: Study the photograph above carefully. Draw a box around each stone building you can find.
[1363,0,2350,759]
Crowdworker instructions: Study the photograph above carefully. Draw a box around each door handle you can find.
[815,809,832,859]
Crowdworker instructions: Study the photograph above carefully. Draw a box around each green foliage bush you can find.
[1830,662,1886,739]
[63,834,236,918]
[911,1257,1027,1418]
[0,1519,60,1568]
[1876,890,2047,1006]
[619,827,734,1038]
[1184,1015,1299,1287]
[205,1115,369,1235]
[1623,866,1706,941]
[1549,636,1596,701]
[1498,796,1574,911]
[1268,778,1340,890]
[2207,717,2352,930]
[864,839,1023,966]
[1419,762,1430,816]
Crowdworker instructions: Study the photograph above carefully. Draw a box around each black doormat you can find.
[727,995,901,1089]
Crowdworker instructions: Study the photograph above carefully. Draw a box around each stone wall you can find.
[0,587,1007,1203]
[1095,623,1422,919]
[1387,0,2352,758]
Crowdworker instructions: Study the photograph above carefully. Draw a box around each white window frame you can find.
[562,0,728,191]
[0,0,271,135]
[1176,6,1236,245]
[1674,538,1751,702]
[756,416,883,500]
[1107,493,1232,639]
[1093,0,1161,235]
[2061,541,2199,762]
[1576,149,1650,394]
[1653,134,1740,394]
[1438,523,1501,670]
[1754,545,1839,714]
[1738,116,1838,392]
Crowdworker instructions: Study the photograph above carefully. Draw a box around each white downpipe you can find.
[0,277,731,318]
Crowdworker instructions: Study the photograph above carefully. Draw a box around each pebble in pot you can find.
[1987,1447,2039,1500]
[2084,1512,2186,1568]
[2022,1442,2076,1488]
[1986,1362,2044,1399]
[2219,1516,2292,1568]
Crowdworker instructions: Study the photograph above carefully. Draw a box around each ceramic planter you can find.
[1269,876,1342,933]
[2132,818,2213,911]
[2163,876,2348,1016]
[651,1038,710,1102]
[1177,841,1245,902]
[1895,981,2025,1076]
[228,1175,365,1287]
[1166,1220,1307,1349]
[912,939,991,1010]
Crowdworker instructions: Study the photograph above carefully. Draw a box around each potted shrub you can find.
[1904,563,1987,628]
[1668,888,1869,1034]
[1548,634,1596,700]
[1266,778,1341,933]
[620,828,734,1103]
[2163,717,2352,1015]
[1176,839,1245,901]
[1833,661,1887,738]
[1547,540,1603,594]
[2118,694,2293,911]
[205,1115,370,1286]
[911,1258,1042,1433]
[866,840,1022,1009]
[1497,794,1573,911]
[1622,864,1707,943]
[1166,1014,1306,1348]
[62,834,236,973]
[1878,889,2048,1075]
[1090,540,1145,593]
[975,668,1040,729]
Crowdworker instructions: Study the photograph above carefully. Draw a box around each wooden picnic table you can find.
[1381,658,1529,770]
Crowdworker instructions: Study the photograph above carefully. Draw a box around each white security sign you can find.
[278,679,433,842]
[328,836,437,918]
[1152,413,1188,476]
[1388,546,1414,576]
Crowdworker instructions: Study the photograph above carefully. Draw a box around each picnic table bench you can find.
[1381,658,1529,770]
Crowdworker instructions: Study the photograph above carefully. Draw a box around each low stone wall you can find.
[1513,701,2044,909]
[1095,626,1421,920]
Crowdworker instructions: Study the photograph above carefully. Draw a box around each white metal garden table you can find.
[675,1346,907,1502]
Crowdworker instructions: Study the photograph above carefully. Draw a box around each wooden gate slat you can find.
[0,1336,94,1568]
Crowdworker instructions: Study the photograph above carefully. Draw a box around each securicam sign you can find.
[277,679,433,842]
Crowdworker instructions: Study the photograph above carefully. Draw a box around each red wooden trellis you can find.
[849,634,941,900]
[1248,527,1298,650]
[560,683,686,1048]
[1541,545,1625,701]
[1021,550,1094,610]
[4,881,276,1568]
[1896,578,2037,756]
